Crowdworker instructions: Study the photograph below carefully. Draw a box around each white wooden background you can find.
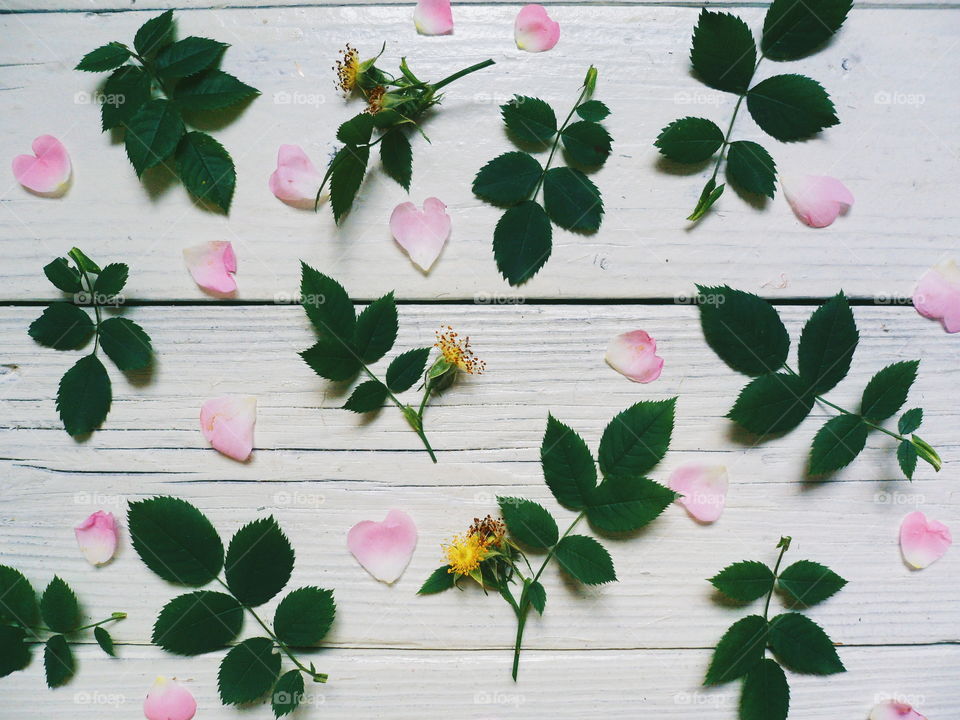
[1,1,958,718]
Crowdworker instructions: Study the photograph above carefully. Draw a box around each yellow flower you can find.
[334,44,360,94]
[435,326,485,375]
[444,533,488,575]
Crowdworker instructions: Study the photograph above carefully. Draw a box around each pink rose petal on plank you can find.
[183,241,237,295]
[144,677,197,720]
[390,197,451,272]
[269,144,323,209]
[414,0,454,35]
[605,330,664,383]
[781,175,853,228]
[869,701,928,720]
[347,509,418,583]
[75,510,119,566]
[668,464,729,523]
[515,5,560,52]
[900,510,951,569]
[12,135,72,196]
[200,396,256,462]
[913,259,960,333]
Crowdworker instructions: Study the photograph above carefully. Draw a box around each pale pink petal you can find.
[389,197,451,272]
[347,509,418,584]
[900,510,951,569]
[913,259,960,333]
[414,0,454,35]
[605,330,664,383]
[668,464,729,523]
[269,144,323,209]
[868,700,928,720]
[12,135,72,196]
[515,5,560,53]
[143,677,197,720]
[183,241,237,295]
[200,396,256,462]
[74,510,119,566]
[781,174,854,228]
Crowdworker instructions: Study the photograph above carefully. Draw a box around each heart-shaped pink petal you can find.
[75,510,119,566]
[12,135,72,196]
[605,330,664,383]
[269,144,323,209]
[515,5,560,53]
[144,677,197,720]
[414,0,454,35]
[913,259,960,333]
[200,396,256,462]
[390,197,451,272]
[781,174,853,228]
[183,241,237,295]
[347,510,418,584]
[668,464,729,523]
[900,510,951,569]
[869,700,928,720]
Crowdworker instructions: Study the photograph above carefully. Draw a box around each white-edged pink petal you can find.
[604,330,664,383]
[414,0,454,35]
[12,135,72,196]
[269,144,323,209]
[515,5,560,52]
[200,396,256,462]
[900,510,951,569]
[913,258,960,333]
[143,677,197,720]
[781,174,854,228]
[183,241,237,295]
[74,510,119,566]
[868,700,928,720]
[347,510,418,584]
[668,464,729,523]
[389,197,451,272]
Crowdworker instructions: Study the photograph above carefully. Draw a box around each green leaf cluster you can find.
[76,10,259,213]
[128,496,335,716]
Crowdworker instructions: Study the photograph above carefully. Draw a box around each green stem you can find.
[361,362,438,463]
[71,255,102,354]
[763,540,790,621]
[72,612,126,633]
[708,56,762,184]
[531,84,591,200]
[430,59,495,92]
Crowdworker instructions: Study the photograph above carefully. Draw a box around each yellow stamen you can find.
[435,326,485,375]
[334,44,360,94]
[444,533,488,575]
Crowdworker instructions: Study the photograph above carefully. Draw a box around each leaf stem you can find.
[430,59,495,92]
[72,612,127,633]
[763,538,790,621]
[71,254,102,354]
[531,82,592,200]
[360,361,438,463]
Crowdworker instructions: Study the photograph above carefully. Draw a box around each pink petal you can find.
[12,134,72,196]
[869,701,928,720]
[183,241,237,295]
[900,510,952,569]
[200,396,256,462]
[347,510,418,584]
[605,330,664,383]
[515,5,560,53]
[269,144,323,209]
[389,197,451,272]
[74,510,119,566]
[781,174,854,228]
[668,464,729,523]
[913,259,960,333]
[143,677,197,720]
[413,0,454,35]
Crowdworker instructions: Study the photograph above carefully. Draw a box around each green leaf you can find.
[336,113,374,145]
[688,179,725,222]
[542,167,604,232]
[44,635,75,688]
[343,380,388,413]
[174,69,259,111]
[156,36,227,79]
[0,566,39,627]
[860,361,919,422]
[705,614,767,685]
[127,496,224,586]
[576,100,610,121]
[218,636,281,705]
[598,399,675,480]
[57,354,112,436]
[272,669,305,717]
[273,587,336,647]
[152,591,243,655]
[655,117,724,164]
[330,144,370,223]
[472,151,542,206]
[69,248,101,274]
[554,535,616,585]
[354,293,398,364]
[125,99,185,176]
[808,414,867,475]
[379,130,412,190]
[94,263,128,296]
[501,96,557,146]
[777,560,847,606]
[175,131,235,213]
[498,497,559,549]
[418,566,455,594]
[101,65,152,131]
[561,120,613,167]
[300,264,356,340]
[541,414,597,510]
[225,517,295,607]
[767,612,844,675]
[586,476,675,534]
[696,285,789,376]
[41,577,80,633]
[762,0,853,61]
[528,580,547,614]
[0,625,31,679]
[897,441,918,480]
[797,292,858,394]
[740,658,790,720]
[134,9,174,57]
[28,304,94,350]
[386,347,430,393]
[94,626,116,657]
[709,561,775,603]
[898,408,923,435]
[99,317,153,371]
[43,258,82,293]
[300,337,361,382]
[690,10,757,94]
[747,74,839,142]
[493,200,553,286]
[76,42,130,72]
[726,141,777,198]
[728,373,813,437]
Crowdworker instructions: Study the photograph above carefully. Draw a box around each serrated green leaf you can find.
[300,264,356,340]
[301,337,361,382]
[43,258,82,293]
[76,42,130,72]
[125,99,185,176]
[41,577,80,633]
[386,347,430,393]
[273,587,336,647]
[598,399,675,480]
[777,560,847,606]
[134,9,174,57]
[586,476,675,534]
[0,566,39,627]
[225,517,295,607]
[561,120,612,167]
[705,614,767,685]
[354,293,398,364]
[156,36,227,79]
[762,0,853,60]
[542,167,604,232]
[0,625,31,679]
[740,658,790,720]
[860,361,919,422]
[898,408,923,435]
[175,131,235,213]
[28,304,94,350]
[576,100,610,121]
[94,263,128,296]
[343,380,388,413]
[726,141,777,198]
[541,414,597,510]
[897,441,918,480]
[501,96,557,146]
[655,117,724,164]
[493,200,553,286]
[94,626,116,657]
[418,566,456,594]
[528,580,547,614]
[498,497,559,549]
[272,669,305,717]
[218,636,281,705]
[709,561,775,603]
[797,292,858,394]
[747,74,839,142]
[808,414,867,475]
[697,285,789,376]
[44,634,74,688]
[767,612,844,675]
[101,65,152,131]
[554,535,616,585]
[57,354,112,436]
[99,317,153,371]
[472,151,542,206]
[379,130,412,190]
[174,69,259,111]
[68,248,101,274]
[691,10,757,94]
[152,590,243,655]
[728,373,813,437]
[336,113,374,145]
[330,144,369,223]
